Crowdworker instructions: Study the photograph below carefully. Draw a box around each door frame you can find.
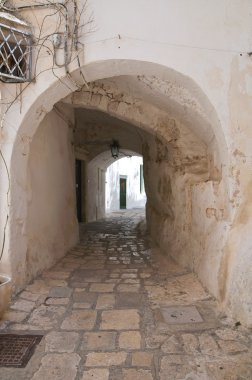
[119,175,127,210]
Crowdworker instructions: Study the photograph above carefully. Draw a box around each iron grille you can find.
[0,22,32,83]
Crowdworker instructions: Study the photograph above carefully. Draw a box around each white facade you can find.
[106,156,146,212]
[0,0,251,326]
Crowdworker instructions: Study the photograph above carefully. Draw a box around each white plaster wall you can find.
[87,164,106,222]
[26,110,78,284]
[106,156,146,211]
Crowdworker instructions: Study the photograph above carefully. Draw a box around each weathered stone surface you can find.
[4,310,28,323]
[73,291,96,305]
[122,369,153,380]
[100,310,140,330]
[47,280,68,287]
[161,355,183,364]
[132,352,153,367]
[160,357,199,380]
[121,273,137,279]
[181,333,199,354]
[10,323,43,331]
[49,287,72,298]
[73,302,93,309]
[61,310,97,330]
[85,352,127,366]
[161,306,203,323]
[206,356,252,380]
[145,333,167,349]
[90,283,115,292]
[27,280,50,295]
[119,331,141,349]
[45,331,79,352]
[145,273,209,307]
[81,369,109,380]
[115,293,142,309]
[122,279,140,284]
[43,271,70,280]
[215,328,247,342]
[31,353,80,380]
[96,294,115,309]
[117,284,140,292]
[161,335,182,354]
[19,291,41,302]
[45,297,69,305]
[199,333,219,355]
[140,273,151,279]
[217,339,248,353]
[82,332,116,350]
[28,305,66,329]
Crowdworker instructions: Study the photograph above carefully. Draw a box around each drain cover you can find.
[161,306,203,324]
[0,334,43,367]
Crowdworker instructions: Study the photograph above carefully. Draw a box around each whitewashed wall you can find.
[25,109,78,285]
[106,156,146,211]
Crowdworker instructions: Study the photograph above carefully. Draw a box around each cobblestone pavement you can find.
[0,210,252,379]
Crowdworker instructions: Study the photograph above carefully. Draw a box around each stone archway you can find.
[5,59,250,326]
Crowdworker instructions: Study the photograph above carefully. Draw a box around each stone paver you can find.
[82,332,116,350]
[100,309,140,330]
[119,331,142,349]
[45,331,79,352]
[0,209,251,380]
[96,294,115,309]
[85,352,127,366]
[132,351,153,366]
[61,310,97,330]
[89,283,115,292]
[81,369,109,380]
[11,299,36,313]
[122,368,153,380]
[31,353,80,380]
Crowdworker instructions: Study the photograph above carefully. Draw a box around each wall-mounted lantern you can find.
[110,140,120,159]
[0,12,33,83]
[110,140,133,159]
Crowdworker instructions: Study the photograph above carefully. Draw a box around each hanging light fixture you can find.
[110,140,132,159]
[110,140,119,159]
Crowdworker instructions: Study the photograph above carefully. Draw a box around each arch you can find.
[86,150,144,222]
[10,59,227,159]
[8,58,229,296]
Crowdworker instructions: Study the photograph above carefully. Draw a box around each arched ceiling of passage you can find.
[63,66,222,151]
[88,150,141,171]
[63,71,217,145]
[74,108,144,160]
[61,74,212,175]
[92,75,215,145]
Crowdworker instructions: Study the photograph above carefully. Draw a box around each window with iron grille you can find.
[0,13,32,83]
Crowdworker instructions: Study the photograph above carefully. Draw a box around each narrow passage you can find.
[1,210,251,379]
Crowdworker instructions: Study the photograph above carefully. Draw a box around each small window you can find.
[140,164,145,193]
[0,12,32,83]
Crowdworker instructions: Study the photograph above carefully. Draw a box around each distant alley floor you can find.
[0,209,251,379]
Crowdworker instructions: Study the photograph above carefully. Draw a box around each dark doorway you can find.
[75,159,82,222]
[120,177,127,209]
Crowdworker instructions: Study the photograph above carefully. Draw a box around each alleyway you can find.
[0,210,251,379]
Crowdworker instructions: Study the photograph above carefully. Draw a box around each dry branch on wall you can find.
[0,0,93,262]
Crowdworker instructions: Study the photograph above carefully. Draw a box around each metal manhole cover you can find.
[0,334,43,367]
[161,306,203,324]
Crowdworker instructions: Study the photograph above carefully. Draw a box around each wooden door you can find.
[120,177,127,209]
